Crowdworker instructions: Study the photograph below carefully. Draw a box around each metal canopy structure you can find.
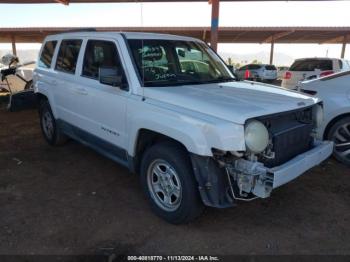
[3,26,349,62]
[1,0,348,62]
[2,26,350,44]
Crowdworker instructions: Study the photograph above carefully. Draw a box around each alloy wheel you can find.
[147,159,182,212]
[42,111,54,140]
[332,122,350,162]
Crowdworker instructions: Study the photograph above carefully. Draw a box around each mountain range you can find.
[219,51,295,67]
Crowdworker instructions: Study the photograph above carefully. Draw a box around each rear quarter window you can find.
[38,41,57,69]
[265,65,276,70]
[289,59,332,71]
[248,64,261,70]
[55,39,82,74]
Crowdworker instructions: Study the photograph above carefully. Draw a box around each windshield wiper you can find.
[143,76,237,87]
[203,76,237,84]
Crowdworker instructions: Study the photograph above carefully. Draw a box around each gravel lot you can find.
[0,106,350,257]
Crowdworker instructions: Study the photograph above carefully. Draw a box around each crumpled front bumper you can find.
[269,140,333,189]
[234,140,334,199]
[190,140,333,208]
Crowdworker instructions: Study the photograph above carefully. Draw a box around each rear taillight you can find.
[283,71,292,80]
[320,70,334,77]
[244,69,251,79]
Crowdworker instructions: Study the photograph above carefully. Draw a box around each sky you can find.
[1,1,350,63]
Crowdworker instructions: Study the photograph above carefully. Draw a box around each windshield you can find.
[127,39,234,87]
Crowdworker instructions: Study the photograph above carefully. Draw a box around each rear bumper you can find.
[269,141,333,188]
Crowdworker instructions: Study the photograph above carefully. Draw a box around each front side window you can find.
[55,39,82,74]
[128,39,233,87]
[38,41,57,69]
[82,40,127,87]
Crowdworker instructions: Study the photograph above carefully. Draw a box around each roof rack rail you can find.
[63,28,97,33]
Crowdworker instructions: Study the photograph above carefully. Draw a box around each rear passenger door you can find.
[53,39,84,123]
[73,38,129,159]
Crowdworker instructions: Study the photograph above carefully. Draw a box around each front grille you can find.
[257,106,315,168]
[263,122,313,167]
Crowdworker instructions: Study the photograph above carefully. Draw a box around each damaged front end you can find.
[190,105,333,208]
[190,151,274,208]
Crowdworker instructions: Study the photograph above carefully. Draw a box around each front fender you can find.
[320,106,350,138]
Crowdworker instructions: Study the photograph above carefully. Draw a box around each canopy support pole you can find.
[11,35,17,56]
[210,0,220,52]
[269,38,274,64]
[341,36,347,58]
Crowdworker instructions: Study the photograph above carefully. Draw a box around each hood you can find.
[143,81,319,124]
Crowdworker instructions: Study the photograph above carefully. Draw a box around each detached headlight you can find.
[245,120,269,153]
[313,104,324,128]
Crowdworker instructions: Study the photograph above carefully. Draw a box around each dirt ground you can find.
[0,106,350,257]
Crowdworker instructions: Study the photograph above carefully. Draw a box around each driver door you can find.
[70,37,130,158]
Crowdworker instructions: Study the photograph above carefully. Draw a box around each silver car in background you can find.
[236,64,277,82]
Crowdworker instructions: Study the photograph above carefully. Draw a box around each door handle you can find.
[73,87,88,95]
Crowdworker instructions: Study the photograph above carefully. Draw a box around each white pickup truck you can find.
[33,31,333,224]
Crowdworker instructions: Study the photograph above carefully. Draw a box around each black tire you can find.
[24,80,33,90]
[327,116,350,166]
[140,142,204,224]
[39,99,68,146]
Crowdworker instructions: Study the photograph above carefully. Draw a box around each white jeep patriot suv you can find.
[34,31,333,224]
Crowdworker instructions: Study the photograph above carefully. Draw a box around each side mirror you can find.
[99,66,123,87]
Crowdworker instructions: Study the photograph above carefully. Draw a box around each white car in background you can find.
[299,71,350,166]
[282,57,350,89]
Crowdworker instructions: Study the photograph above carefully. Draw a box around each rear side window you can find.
[289,59,332,71]
[55,39,82,74]
[248,64,261,70]
[38,41,57,69]
[265,65,276,70]
[338,59,343,69]
[82,40,126,85]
